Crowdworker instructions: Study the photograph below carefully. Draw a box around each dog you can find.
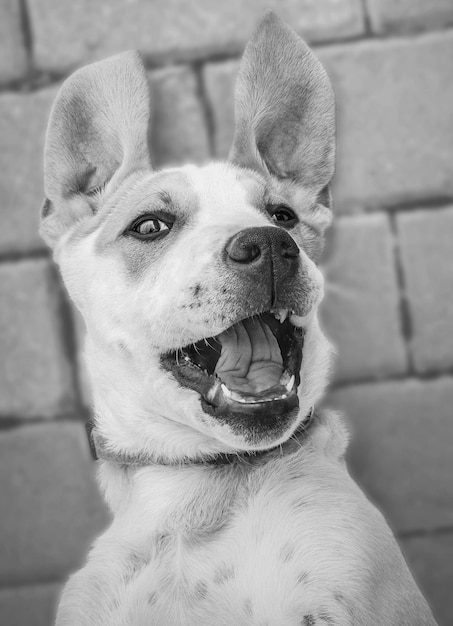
[40,12,438,626]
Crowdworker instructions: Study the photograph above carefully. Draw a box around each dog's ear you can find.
[230,12,335,200]
[41,50,152,248]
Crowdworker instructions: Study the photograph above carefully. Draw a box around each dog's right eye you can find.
[127,216,172,241]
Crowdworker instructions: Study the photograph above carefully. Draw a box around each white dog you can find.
[41,12,437,626]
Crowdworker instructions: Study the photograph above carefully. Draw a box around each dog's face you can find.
[41,14,335,460]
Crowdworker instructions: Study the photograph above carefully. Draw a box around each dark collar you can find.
[85,407,315,468]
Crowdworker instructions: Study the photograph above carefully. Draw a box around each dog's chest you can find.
[104,526,350,626]
[86,466,363,626]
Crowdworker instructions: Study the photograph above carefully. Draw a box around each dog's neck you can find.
[87,407,315,468]
[94,409,348,526]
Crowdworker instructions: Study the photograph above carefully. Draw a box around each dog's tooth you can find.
[221,384,247,403]
[206,380,222,403]
[277,309,288,323]
[220,383,233,400]
[280,371,291,386]
[285,375,295,393]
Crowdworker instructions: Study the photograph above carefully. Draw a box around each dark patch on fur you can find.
[296,571,309,585]
[107,595,120,611]
[154,533,171,556]
[124,551,149,582]
[213,564,235,584]
[318,612,334,624]
[193,581,208,601]
[293,497,310,510]
[280,541,296,563]
[334,592,354,618]
[193,283,202,297]
[243,598,253,617]
[302,616,316,626]
[148,591,158,606]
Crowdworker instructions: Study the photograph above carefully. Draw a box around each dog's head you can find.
[41,13,335,461]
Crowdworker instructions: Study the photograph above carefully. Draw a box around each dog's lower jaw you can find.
[85,314,334,466]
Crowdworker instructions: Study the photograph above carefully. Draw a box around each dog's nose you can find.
[225,226,299,277]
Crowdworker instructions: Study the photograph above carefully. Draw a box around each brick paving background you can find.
[0,1,452,624]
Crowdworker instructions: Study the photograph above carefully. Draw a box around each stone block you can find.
[0,87,57,253]
[397,206,453,373]
[366,0,453,34]
[0,259,75,418]
[0,0,28,82]
[0,583,61,626]
[150,66,210,166]
[327,377,453,533]
[321,213,407,382]
[0,422,109,585]
[29,0,365,72]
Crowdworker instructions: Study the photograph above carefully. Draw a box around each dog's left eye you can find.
[128,216,172,241]
[269,205,298,227]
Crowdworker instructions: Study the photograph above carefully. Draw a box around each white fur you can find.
[56,412,435,626]
[52,162,436,626]
[40,15,437,626]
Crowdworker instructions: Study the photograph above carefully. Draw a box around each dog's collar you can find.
[85,407,316,468]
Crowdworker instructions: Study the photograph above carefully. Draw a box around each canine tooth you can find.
[221,384,248,403]
[275,309,288,323]
[220,383,234,400]
[280,371,291,386]
[206,380,221,403]
[285,375,295,393]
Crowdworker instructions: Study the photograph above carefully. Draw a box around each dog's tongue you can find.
[215,317,283,394]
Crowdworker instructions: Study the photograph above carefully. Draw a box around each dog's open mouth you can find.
[161,310,304,428]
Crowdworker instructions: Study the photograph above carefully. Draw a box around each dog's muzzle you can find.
[159,227,311,442]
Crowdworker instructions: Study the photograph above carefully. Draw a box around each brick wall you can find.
[0,1,452,624]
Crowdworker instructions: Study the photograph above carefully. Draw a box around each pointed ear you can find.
[41,50,153,248]
[230,13,335,199]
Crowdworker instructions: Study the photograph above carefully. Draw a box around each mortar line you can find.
[192,61,217,158]
[329,368,453,393]
[343,195,453,216]
[0,410,90,431]
[0,575,65,590]
[2,24,453,95]
[18,0,34,72]
[398,525,453,540]
[388,212,415,373]
[360,0,374,36]
[0,248,49,264]
[53,270,86,416]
